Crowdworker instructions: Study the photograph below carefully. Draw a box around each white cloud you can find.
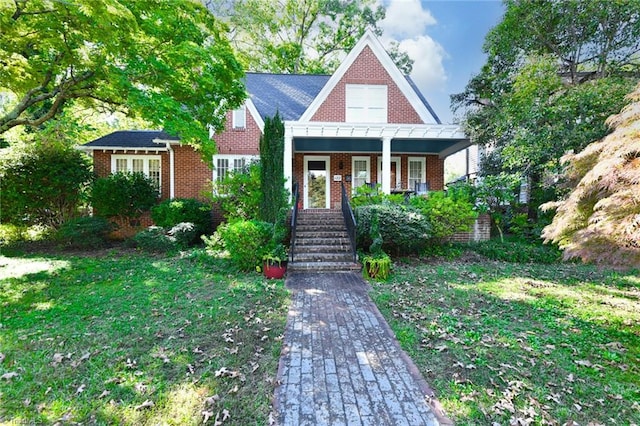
[381,0,437,39]
[400,36,447,92]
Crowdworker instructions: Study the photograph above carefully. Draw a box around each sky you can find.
[378,0,505,124]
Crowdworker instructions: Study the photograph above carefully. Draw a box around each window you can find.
[111,155,162,190]
[345,84,387,123]
[351,156,371,190]
[213,155,257,182]
[232,105,246,129]
[408,157,426,191]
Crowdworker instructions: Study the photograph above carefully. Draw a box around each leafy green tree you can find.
[0,140,93,228]
[0,0,245,157]
[259,113,287,223]
[542,83,640,269]
[206,0,412,74]
[453,0,640,215]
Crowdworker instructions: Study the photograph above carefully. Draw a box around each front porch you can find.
[283,122,470,209]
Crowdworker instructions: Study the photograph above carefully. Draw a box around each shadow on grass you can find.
[0,249,289,425]
[371,260,640,425]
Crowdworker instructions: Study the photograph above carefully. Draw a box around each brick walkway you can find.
[273,272,451,426]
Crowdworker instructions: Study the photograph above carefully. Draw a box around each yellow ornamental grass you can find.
[542,83,640,268]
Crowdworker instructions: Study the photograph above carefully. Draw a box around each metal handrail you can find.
[289,182,300,262]
[341,182,357,263]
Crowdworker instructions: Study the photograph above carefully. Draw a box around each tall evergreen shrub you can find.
[259,112,286,223]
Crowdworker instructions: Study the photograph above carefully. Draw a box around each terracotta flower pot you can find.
[263,262,287,279]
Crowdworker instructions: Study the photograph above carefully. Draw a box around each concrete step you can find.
[295,237,351,246]
[297,223,347,232]
[293,244,352,253]
[288,261,361,273]
[295,230,350,239]
[293,251,354,262]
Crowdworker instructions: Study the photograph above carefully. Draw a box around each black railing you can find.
[289,182,300,262]
[341,182,357,263]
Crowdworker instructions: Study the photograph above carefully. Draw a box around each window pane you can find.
[353,159,368,188]
[115,158,128,173]
[409,160,423,190]
[233,106,246,129]
[233,158,245,172]
[132,159,144,174]
[217,159,229,181]
[148,159,161,190]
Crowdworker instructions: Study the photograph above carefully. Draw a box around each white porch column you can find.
[284,127,293,199]
[381,137,392,194]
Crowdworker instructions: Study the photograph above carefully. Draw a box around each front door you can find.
[304,156,331,209]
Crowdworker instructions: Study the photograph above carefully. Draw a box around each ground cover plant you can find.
[370,257,640,425]
[0,249,289,425]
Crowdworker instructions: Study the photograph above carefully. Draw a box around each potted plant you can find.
[262,243,288,279]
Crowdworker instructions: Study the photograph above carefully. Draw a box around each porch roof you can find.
[285,121,470,158]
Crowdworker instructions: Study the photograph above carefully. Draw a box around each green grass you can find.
[371,257,640,425]
[0,248,289,425]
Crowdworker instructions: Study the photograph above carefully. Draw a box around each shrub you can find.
[131,226,178,253]
[0,142,93,227]
[350,184,405,208]
[410,191,477,241]
[259,113,288,223]
[167,222,198,249]
[56,216,112,249]
[91,172,158,219]
[355,204,431,256]
[362,252,392,281]
[151,198,211,239]
[469,238,562,264]
[217,220,273,270]
[209,162,262,221]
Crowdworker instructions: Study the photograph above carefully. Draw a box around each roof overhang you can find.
[285,121,470,158]
[77,145,168,153]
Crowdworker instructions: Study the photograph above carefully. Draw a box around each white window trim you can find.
[345,84,388,123]
[232,105,246,129]
[351,156,371,190]
[111,154,162,191]
[408,157,426,189]
[212,154,258,182]
[377,156,401,189]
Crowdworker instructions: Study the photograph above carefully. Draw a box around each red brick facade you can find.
[214,109,261,155]
[311,46,423,124]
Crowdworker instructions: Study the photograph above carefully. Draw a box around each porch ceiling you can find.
[286,121,470,158]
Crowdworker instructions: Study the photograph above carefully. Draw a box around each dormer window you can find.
[232,105,246,129]
[345,84,387,123]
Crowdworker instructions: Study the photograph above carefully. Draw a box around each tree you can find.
[205,0,412,74]
[0,0,245,157]
[453,0,640,214]
[542,83,640,269]
[259,113,286,223]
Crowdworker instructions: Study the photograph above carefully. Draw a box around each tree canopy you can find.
[542,83,640,269]
[453,0,640,211]
[205,0,412,74]
[0,0,246,156]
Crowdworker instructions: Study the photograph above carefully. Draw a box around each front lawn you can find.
[0,250,289,425]
[370,257,640,425]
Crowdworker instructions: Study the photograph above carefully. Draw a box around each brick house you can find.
[83,30,469,210]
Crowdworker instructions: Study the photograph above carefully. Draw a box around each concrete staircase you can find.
[289,209,361,273]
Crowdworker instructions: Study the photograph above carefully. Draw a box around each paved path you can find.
[273,272,451,426]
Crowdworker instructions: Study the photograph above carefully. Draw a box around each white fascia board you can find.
[285,121,465,140]
[438,139,473,159]
[299,29,438,124]
[81,145,168,152]
[245,98,264,132]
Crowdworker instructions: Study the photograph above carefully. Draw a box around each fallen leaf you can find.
[52,353,64,366]
[228,385,239,394]
[98,390,111,399]
[135,400,154,410]
[202,410,214,423]
[205,394,220,406]
[1,372,19,380]
[574,359,593,367]
[76,384,85,395]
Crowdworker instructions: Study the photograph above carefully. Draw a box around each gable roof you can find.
[299,29,440,124]
[82,130,177,150]
[245,73,330,121]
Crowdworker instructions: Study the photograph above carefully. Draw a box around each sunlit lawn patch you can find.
[371,258,640,425]
[0,249,289,425]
